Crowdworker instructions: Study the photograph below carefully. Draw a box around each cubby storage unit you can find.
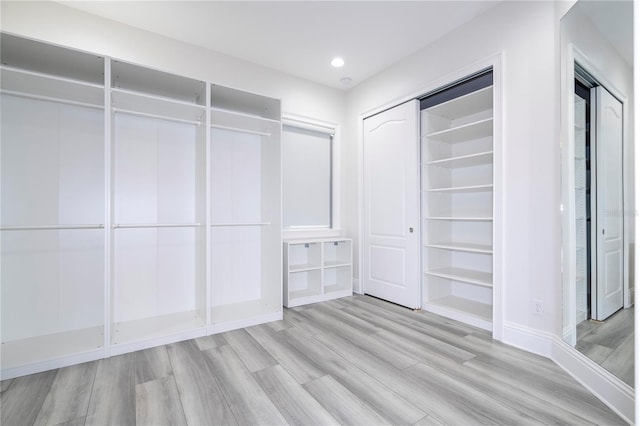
[283,239,352,307]
[1,34,106,376]
[0,33,282,379]
[110,61,208,351]
[209,85,282,329]
[421,81,495,331]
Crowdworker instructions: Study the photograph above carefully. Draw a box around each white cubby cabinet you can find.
[421,84,495,331]
[0,34,282,379]
[283,239,353,307]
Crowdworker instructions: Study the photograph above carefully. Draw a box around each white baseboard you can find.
[502,321,554,357]
[502,321,634,424]
[552,336,634,424]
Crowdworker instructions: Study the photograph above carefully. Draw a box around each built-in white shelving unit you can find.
[422,84,495,331]
[0,34,282,379]
[209,84,282,328]
[110,60,208,351]
[574,94,588,323]
[0,34,106,375]
[283,239,352,307]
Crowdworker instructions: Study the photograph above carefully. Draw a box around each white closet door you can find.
[593,86,624,321]
[363,100,420,309]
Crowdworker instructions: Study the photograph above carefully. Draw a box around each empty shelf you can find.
[425,151,493,168]
[426,267,492,287]
[424,118,492,143]
[425,242,492,254]
[425,184,493,193]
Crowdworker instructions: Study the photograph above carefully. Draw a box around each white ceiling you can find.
[58,1,500,90]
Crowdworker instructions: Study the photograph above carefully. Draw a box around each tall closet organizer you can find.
[0,34,282,379]
[421,70,495,331]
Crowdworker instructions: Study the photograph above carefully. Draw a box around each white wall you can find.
[345,1,564,339]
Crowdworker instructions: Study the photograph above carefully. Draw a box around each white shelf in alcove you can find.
[425,184,493,193]
[424,117,493,143]
[324,261,352,268]
[425,242,493,254]
[289,264,322,272]
[425,267,492,287]
[425,86,493,120]
[425,216,493,222]
[425,151,493,168]
[1,65,104,107]
[211,107,280,136]
[112,87,206,123]
[289,288,322,300]
[424,295,492,326]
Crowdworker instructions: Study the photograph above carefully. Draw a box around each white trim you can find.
[206,311,283,335]
[502,321,554,358]
[357,52,505,340]
[551,338,635,424]
[1,349,104,381]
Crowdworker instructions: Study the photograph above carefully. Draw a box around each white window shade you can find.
[283,125,332,228]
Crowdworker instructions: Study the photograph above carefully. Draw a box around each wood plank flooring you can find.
[1,295,627,425]
[577,307,634,387]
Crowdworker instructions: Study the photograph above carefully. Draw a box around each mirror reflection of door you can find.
[574,70,624,323]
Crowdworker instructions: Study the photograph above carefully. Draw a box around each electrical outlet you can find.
[533,299,544,315]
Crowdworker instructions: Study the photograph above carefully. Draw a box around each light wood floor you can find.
[577,306,635,387]
[1,295,627,426]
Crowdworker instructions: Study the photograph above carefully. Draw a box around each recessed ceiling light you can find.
[331,57,345,68]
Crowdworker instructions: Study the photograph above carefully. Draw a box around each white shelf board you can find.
[112,310,205,345]
[426,267,493,287]
[424,118,493,143]
[425,242,493,254]
[1,326,103,370]
[423,296,492,331]
[289,264,323,272]
[1,66,104,107]
[211,84,281,121]
[425,184,493,193]
[1,34,104,85]
[211,107,280,136]
[112,60,206,105]
[323,261,352,268]
[323,285,352,295]
[424,86,493,120]
[425,151,493,168]
[289,288,323,300]
[112,88,206,123]
[425,216,493,222]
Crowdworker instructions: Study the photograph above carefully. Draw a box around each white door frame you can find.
[357,53,504,340]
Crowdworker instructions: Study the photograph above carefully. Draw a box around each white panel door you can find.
[363,100,420,309]
[593,86,624,321]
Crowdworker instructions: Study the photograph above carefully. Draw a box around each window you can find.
[282,121,335,230]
